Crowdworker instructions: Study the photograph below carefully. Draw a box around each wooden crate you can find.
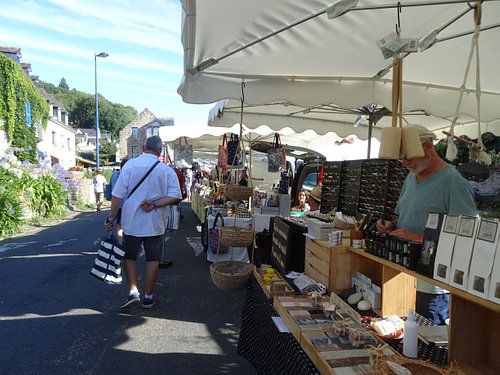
[253,269,295,300]
[273,295,332,342]
[300,329,397,375]
[305,238,352,295]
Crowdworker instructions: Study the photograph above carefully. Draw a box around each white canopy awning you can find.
[178,0,500,135]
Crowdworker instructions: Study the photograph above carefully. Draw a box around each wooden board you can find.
[273,295,332,342]
[253,269,294,300]
[300,328,397,374]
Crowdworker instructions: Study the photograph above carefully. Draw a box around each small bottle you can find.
[403,309,418,358]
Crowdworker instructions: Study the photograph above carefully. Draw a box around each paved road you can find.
[0,203,256,374]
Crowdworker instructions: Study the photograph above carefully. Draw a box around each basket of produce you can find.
[210,260,256,291]
[220,227,255,248]
[224,184,253,202]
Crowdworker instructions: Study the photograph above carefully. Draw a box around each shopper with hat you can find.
[307,186,321,212]
[376,124,477,325]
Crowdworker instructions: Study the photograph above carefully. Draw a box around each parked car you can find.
[248,140,325,208]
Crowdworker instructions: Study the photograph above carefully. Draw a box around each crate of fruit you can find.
[254,267,295,300]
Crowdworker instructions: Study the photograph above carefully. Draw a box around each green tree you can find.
[39,78,137,140]
[69,95,96,128]
[58,78,69,90]
[100,140,118,163]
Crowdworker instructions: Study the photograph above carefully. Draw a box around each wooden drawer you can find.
[305,238,352,295]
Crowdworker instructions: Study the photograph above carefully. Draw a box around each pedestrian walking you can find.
[109,158,128,245]
[92,169,107,212]
[105,136,182,309]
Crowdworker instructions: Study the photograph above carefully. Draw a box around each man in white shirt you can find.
[105,136,182,309]
[92,169,107,212]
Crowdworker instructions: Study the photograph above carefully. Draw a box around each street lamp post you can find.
[94,52,109,169]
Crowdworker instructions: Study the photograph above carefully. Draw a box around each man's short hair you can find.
[144,136,163,153]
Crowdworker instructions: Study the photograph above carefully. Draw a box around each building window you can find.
[52,131,56,145]
[67,138,71,150]
[132,127,138,140]
[153,127,159,136]
[132,145,139,158]
[25,102,32,127]
[147,127,152,137]
[52,106,58,118]
[61,112,66,124]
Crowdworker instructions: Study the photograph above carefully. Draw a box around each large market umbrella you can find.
[207,99,450,158]
[178,0,500,136]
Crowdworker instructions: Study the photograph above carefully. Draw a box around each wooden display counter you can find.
[253,268,294,300]
[273,295,332,342]
[305,238,352,295]
[347,246,500,374]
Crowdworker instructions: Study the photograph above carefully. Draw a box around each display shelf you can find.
[304,238,352,295]
[320,158,407,220]
[270,217,307,274]
[349,247,500,314]
[347,246,500,372]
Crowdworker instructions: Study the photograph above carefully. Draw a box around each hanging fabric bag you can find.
[209,212,229,254]
[217,133,228,172]
[267,133,286,172]
[227,133,240,165]
[173,136,193,165]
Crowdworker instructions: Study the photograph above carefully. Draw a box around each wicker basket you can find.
[224,185,253,202]
[210,261,256,291]
[220,227,255,247]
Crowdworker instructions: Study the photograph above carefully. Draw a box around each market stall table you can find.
[206,214,251,263]
[237,276,319,375]
[191,185,210,223]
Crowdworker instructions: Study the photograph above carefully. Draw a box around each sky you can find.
[1,0,213,128]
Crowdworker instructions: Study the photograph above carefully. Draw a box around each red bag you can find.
[174,167,187,200]
[217,134,228,172]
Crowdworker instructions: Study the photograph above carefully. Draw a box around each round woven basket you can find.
[220,227,255,247]
[224,185,253,202]
[210,261,256,291]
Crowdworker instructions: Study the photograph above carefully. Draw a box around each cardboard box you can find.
[489,240,500,303]
[362,284,381,310]
[449,216,479,291]
[308,218,335,241]
[468,218,499,298]
[433,215,459,284]
[416,213,444,278]
[351,272,371,293]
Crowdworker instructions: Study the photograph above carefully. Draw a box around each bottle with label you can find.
[403,309,418,358]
